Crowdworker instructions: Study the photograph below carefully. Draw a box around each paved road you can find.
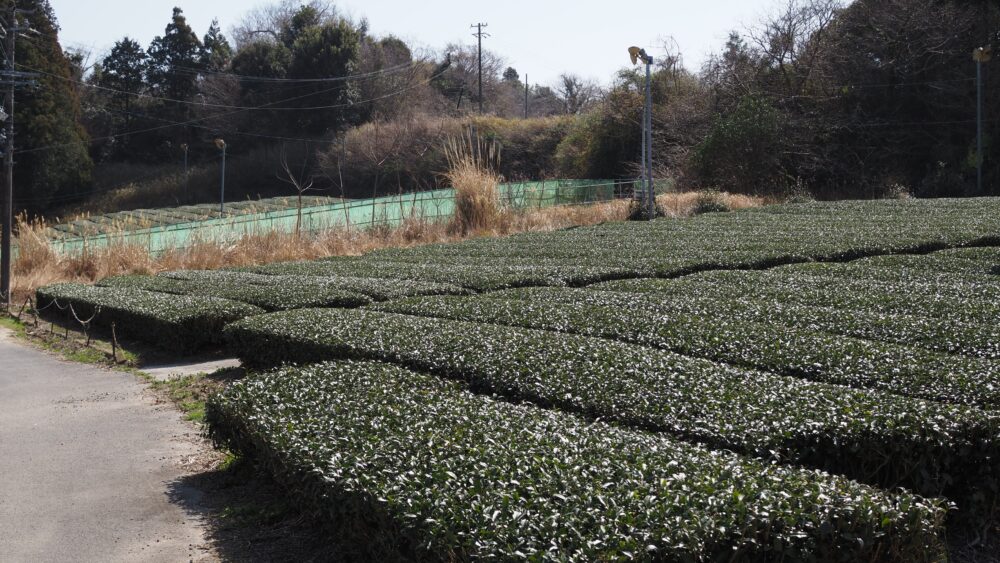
[0,328,215,562]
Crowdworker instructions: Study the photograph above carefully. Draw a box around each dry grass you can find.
[7,190,765,306]
[444,134,507,236]
[656,191,767,217]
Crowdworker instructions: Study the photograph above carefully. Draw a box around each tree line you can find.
[5,0,999,215]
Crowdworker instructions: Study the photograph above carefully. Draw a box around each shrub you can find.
[207,360,948,561]
[224,308,1000,522]
[376,290,1000,409]
[36,283,262,351]
[98,274,372,312]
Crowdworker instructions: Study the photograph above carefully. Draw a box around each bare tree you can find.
[557,74,601,115]
[230,0,340,48]
[277,142,316,235]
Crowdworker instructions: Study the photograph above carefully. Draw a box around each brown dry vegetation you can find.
[8,189,764,306]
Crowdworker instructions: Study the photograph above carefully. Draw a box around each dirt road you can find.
[0,328,215,562]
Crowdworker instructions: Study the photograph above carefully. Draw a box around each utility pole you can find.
[214,139,227,214]
[180,143,189,202]
[471,23,489,114]
[974,46,992,194]
[524,74,529,119]
[0,7,36,308]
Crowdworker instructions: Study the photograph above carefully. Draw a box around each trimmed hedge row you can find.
[374,293,1000,409]
[98,274,372,311]
[244,258,597,291]
[777,253,999,286]
[593,279,1000,359]
[224,308,1000,522]
[166,269,471,301]
[235,197,1000,291]
[613,269,1000,326]
[36,283,263,351]
[207,360,948,562]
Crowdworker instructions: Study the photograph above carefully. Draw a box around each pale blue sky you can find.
[49,0,780,86]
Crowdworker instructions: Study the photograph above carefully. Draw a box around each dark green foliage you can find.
[375,289,1000,409]
[224,308,1000,522]
[597,277,1000,358]
[692,96,787,194]
[4,0,93,213]
[250,198,1000,290]
[554,87,640,179]
[200,20,232,72]
[285,18,360,134]
[98,37,147,136]
[96,274,371,312]
[36,283,262,351]
[145,7,203,102]
[207,360,948,562]
[162,269,470,301]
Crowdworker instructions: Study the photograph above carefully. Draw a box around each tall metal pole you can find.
[181,143,189,202]
[219,144,226,214]
[977,59,984,195]
[1,8,16,307]
[645,58,654,219]
[215,139,227,214]
[477,25,483,113]
[639,78,647,214]
[974,47,993,194]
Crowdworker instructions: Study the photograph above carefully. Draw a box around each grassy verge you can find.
[1,311,140,368]
[144,368,242,423]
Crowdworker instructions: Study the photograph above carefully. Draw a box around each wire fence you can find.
[32,179,636,257]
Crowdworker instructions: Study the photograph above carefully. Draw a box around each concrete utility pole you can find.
[471,23,489,114]
[0,7,37,308]
[974,46,992,194]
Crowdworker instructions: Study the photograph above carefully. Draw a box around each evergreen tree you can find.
[146,7,202,102]
[200,19,232,72]
[0,0,92,212]
[98,37,146,131]
[287,18,360,134]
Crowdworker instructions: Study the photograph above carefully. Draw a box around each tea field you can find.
[36,197,1000,560]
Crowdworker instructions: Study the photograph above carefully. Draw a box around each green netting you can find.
[36,180,620,256]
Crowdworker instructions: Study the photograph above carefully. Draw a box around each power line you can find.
[18,60,422,110]
[16,66,450,156]
[162,60,423,83]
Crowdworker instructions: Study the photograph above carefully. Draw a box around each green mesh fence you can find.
[37,180,623,257]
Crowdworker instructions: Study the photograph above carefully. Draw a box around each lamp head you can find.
[628,46,652,65]
[214,138,226,150]
[974,46,992,63]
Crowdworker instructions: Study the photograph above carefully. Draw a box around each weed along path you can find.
[0,328,215,562]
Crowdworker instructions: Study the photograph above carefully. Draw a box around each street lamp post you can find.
[974,46,992,195]
[214,139,226,214]
[180,143,189,202]
[629,46,654,219]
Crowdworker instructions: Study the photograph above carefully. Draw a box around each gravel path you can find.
[0,328,216,562]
